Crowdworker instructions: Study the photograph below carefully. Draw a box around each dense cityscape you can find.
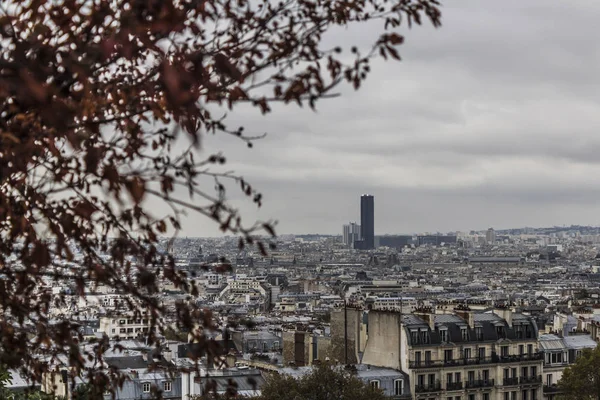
[5,194,600,399]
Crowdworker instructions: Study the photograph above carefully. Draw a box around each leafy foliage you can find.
[258,364,390,400]
[558,345,600,400]
[0,0,441,395]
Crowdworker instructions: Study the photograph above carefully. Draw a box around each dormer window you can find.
[461,328,468,341]
[411,330,419,344]
[439,328,448,342]
[475,327,483,340]
[420,330,430,344]
[496,325,505,338]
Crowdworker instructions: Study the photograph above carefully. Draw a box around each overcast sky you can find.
[167,0,600,237]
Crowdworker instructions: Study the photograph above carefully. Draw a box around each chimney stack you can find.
[493,304,513,328]
[414,306,436,330]
[454,305,475,329]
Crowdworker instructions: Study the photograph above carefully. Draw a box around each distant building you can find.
[343,222,361,248]
[360,195,375,250]
[417,235,457,246]
[377,235,414,249]
[486,228,496,244]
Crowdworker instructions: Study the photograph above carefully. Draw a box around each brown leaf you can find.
[127,177,146,204]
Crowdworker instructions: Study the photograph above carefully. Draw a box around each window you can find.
[370,380,380,390]
[530,366,537,376]
[504,393,510,400]
[464,348,472,359]
[461,328,468,341]
[519,345,524,355]
[394,379,403,396]
[446,373,453,384]
[444,349,453,362]
[468,371,475,383]
[496,325,504,337]
[530,389,537,400]
[142,383,151,393]
[119,320,126,325]
[501,346,509,357]
[475,327,483,340]
[418,375,425,386]
[111,329,115,333]
[440,329,448,342]
[468,395,475,400]
[428,374,435,386]
[454,372,461,383]
[546,374,552,386]
[503,369,509,379]
[425,351,431,364]
[482,370,489,382]
[478,347,486,359]
[415,351,422,366]
[163,381,172,392]
[527,344,533,354]
[483,394,490,400]
[411,330,419,343]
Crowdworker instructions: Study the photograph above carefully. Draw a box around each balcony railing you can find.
[410,360,443,368]
[497,353,544,363]
[543,385,561,393]
[465,379,495,389]
[520,375,542,385]
[503,377,520,386]
[409,353,544,369]
[446,381,463,391]
[415,382,442,393]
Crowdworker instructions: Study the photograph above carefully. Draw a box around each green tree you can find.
[258,364,390,400]
[559,345,600,400]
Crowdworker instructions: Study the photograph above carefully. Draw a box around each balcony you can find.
[497,353,544,363]
[446,381,463,391]
[465,379,495,389]
[410,360,443,368]
[409,353,543,369]
[543,384,561,393]
[520,375,542,385]
[503,377,520,386]
[415,382,442,393]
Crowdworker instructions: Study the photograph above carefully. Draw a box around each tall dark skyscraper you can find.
[360,194,375,250]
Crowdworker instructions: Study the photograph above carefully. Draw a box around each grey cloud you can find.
[170,0,600,236]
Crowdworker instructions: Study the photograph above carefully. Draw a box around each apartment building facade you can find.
[362,307,544,400]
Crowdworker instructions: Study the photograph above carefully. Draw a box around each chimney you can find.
[454,305,475,329]
[414,307,436,330]
[493,305,513,328]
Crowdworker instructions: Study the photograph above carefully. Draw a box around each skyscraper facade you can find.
[342,222,361,248]
[360,194,375,250]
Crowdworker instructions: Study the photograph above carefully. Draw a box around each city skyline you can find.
[148,0,600,237]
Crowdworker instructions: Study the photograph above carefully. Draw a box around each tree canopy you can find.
[258,364,390,400]
[559,345,600,400]
[0,0,441,395]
